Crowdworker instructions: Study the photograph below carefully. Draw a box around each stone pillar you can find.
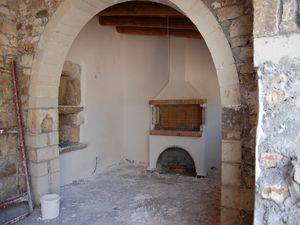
[26,108,60,203]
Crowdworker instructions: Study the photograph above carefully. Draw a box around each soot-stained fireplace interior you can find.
[157,147,196,176]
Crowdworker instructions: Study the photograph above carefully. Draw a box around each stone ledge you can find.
[58,105,83,114]
[59,142,87,154]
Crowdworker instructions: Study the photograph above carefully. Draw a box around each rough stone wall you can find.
[0,0,257,224]
[0,0,61,203]
[0,0,27,202]
[254,0,300,224]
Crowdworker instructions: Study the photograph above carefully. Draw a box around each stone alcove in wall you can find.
[26,0,253,224]
[58,61,86,153]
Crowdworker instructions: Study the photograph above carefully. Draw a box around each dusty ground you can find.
[17,166,220,225]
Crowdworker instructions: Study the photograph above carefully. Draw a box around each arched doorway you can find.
[26,0,242,224]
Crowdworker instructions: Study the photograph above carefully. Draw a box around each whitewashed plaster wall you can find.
[186,39,222,169]
[60,16,220,185]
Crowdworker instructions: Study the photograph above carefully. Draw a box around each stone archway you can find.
[26,0,242,223]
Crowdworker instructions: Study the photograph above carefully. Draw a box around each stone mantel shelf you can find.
[58,105,84,114]
[150,130,202,137]
[59,143,87,154]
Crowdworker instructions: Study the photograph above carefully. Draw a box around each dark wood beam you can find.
[99,1,184,18]
[116,27,202,39]
[99,16,197,30]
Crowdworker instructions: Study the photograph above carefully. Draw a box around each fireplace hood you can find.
[154,37,200,100]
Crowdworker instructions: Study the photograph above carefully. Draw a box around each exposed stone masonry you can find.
[0,0,27,202]
[254,0,300,224]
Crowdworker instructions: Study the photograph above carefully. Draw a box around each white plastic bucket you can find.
[40,194,60,220]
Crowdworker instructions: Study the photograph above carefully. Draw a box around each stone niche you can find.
[58,61,86,153]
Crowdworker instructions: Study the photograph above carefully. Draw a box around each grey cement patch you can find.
[17,166,220,225]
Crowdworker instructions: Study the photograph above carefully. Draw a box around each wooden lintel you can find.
[99,16,197,30]
[149,99,207,105]
[99,1,184,18]
[150,130,202,137]
[116,27,202,39]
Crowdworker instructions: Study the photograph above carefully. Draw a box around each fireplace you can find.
[156,147,196,176]
[148,37,208,176]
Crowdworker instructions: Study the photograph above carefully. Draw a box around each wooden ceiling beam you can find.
[116,27,202,39]
[99,1,184,18]
[99,16,197,30]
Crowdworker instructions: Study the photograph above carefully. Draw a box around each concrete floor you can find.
[17,166,220,225]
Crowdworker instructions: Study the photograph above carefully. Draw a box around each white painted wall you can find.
[186,39,222,168]
[59,16,220,185]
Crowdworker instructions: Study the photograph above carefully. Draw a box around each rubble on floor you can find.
[17,166,220,225]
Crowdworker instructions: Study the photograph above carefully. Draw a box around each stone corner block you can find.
[28,145,59,163]
[222,140,241,163]
[222,162,241,186]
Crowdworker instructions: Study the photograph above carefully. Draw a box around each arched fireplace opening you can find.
[156,147,196,177]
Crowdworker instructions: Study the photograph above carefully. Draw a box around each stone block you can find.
[0,33,10,46]
[30,175,49,204]
[222,107,242,140]
[220,85,241,108]
[41,114,54,133]
[0,21,16,34]
[31,0,44,9]
[29,158,59,177]
[253,0,280,37]
[0,163,16,177]
[59,124,80,145]
[265,89,292,104]
[240,189,254,211]
[279,0,299,32]
[221,207,240,225]
[222,163,241,186]
[239,61,254,74]
[62,61,81,79]
[30,171,60,204]
[221,186,240,208]
[28,96,58,108]
[222,140,241,163]
[20,54,33,67]
[50,171,60,194]
[231,36,249,48]
[260,152,283,168]
[25,133,48,148]
[27,108,58,134]
[239,47,253,61]
[217,6,243,22]
[7,0,18,11]
[59,75,81,105]
[28,161,48,177]
[28,145,59,163]
[261,186,290,204]
[230,15,252,38]
[47,131,59,146]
